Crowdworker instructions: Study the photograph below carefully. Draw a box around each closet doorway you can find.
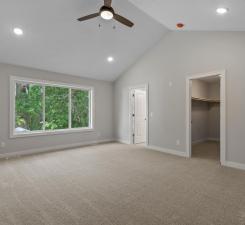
[129,84,149,146]
[186,71,226,164]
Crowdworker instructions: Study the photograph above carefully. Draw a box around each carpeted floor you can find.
[1,143,245,225]
[192,141,220,161]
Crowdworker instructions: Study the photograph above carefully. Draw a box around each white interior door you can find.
[134,89,146,144]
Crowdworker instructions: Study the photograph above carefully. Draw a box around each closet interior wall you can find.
[191,79,220,144]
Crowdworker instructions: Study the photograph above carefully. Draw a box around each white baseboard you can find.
[0,139,114,160]
[192,138,220,145]
[116,140,188,158]
[3,139,245,172]
[207,138,220,142]
[192,139,207,145]
[146,145,245,171]
[146,145,188,158]
[116,139,131,145]
[222,161,245,171]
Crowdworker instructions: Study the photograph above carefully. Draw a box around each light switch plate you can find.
[0,142,6,148]
[176,140,180,146]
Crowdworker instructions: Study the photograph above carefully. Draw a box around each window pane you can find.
[15,83,43,133]
[45,86,69,130]
[71,89,90,128]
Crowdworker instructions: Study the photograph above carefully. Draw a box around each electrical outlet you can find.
[176,140,180,146]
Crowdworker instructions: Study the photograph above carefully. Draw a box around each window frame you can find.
[10,76,95,138]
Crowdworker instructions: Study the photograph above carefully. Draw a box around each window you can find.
[15,83,43,132]
[11,77,93,137]
[45,86,69,130]
[71,89,90,128]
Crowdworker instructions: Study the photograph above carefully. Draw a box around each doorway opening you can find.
[129,84,148,146]
[186,71,226,164]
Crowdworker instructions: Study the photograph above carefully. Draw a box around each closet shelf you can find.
[192,97,220,103]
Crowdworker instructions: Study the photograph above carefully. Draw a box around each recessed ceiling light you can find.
[107,56,114,62]
[216,7,228,15]
[13,28,23,36]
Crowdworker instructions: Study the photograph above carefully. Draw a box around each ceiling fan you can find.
[77,0,134,28]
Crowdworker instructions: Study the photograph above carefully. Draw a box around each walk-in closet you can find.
[191,76,220,160]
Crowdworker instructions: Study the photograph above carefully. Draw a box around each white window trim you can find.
[10,76,95,138]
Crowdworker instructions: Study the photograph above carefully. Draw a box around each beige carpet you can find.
[192,141,220,161]
[1,143,245,225]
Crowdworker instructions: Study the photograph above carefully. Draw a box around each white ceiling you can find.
[0,0,167,81]
[199,76,220,83]
[129,0,245,31]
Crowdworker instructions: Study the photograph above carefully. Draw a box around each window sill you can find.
[10,128,95,139]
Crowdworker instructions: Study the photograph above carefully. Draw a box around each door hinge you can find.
[132,94,135,97]
[132,113,135,117]
[132,133,135,137]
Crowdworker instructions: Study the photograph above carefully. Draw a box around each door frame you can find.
[186,70,226,165]
[129,84,149,146]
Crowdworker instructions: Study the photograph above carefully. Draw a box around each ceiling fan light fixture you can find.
[77,1,134,28]
[100,10,114,20]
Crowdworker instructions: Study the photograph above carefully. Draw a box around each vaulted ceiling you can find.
[129,0,245,31]
[1,0,244,81]
[0,0,167,81]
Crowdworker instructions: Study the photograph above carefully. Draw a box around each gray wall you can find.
[0,63,114,155]
[208,82,220,140]
[192,80,220,100]
[208,103,220,140]
[191,101,220,143]
[114,31,245,164]
[191,101,209,143]
[192,80,209,99]
[209,82,220,100]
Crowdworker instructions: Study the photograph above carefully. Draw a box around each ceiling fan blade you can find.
[114,14,134,27]
[77,13,100,21]
[104,0,112,7]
